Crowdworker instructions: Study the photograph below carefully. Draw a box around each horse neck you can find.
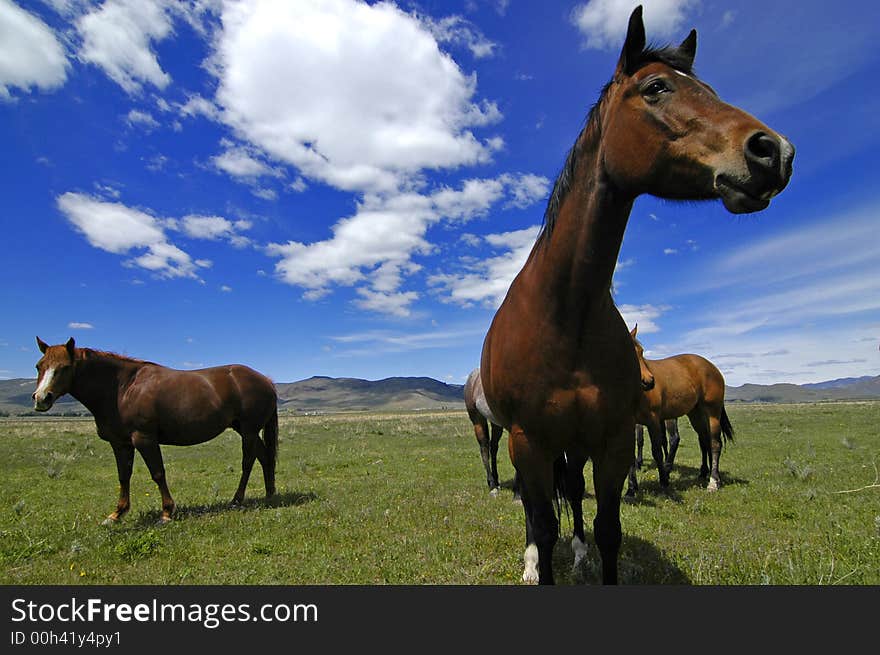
[526,128,633,326]
[70,350,142,417]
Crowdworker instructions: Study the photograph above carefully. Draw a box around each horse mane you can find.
[538,44,695,243]
[77,348,157,367]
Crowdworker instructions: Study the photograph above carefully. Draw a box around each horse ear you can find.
[36,336,49,354]
[679,28,697,67]
[617,5,646,76]
[630,324,638,338]
[65,337,76,357]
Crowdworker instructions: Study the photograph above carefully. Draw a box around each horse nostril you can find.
[45,392,53,402]
[745,132,780,169]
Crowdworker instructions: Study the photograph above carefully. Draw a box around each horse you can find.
[479,6,793,584]
[32,337,279,524]
[464,368,505,495]
[626,328,734,496]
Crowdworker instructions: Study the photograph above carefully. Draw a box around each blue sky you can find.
[2,0,879,387]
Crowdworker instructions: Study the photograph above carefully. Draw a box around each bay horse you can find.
[626,328,734,496]
[33,337,278,524]
[464,367,505,495]
[479,6,793,584]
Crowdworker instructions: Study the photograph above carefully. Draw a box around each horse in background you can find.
[33,337,279,524]
[627,328,734,496]
[479,6,792,584]
[464,367,505,495]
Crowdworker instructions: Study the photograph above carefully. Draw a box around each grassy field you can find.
[1,403,878,585]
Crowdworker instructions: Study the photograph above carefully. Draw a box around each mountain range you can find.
[1,374,878,416]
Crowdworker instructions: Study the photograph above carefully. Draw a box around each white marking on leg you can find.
[707,477,719,492]
[571,535,588,568]
[522,544,539,584]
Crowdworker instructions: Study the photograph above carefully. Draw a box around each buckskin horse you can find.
[32,337,278,524]
[626,328,734,496]
[479,6,793,584]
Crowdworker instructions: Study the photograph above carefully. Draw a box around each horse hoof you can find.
[156,516,172,526]
[489,487,500,498]
[706,478,719,492]
[101,516,118,526]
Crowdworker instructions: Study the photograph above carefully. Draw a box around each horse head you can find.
[599,6,794,213]
[629,325,654,391]
[33,336,76,411]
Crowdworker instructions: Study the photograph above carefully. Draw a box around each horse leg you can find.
[687,410,711,480]
[103,443,134,525]
[706,412,724,492]
[232,432,259,505]
[647,419,669,488]
[509,427,558,585]
[472,417,497,493]
[665,418,681,473]
[592,435,631,585]
[635,424,644,469]
[132,432,175,524]
[625,460,639,498]
[488,423,502,495]
[564,451,589,568]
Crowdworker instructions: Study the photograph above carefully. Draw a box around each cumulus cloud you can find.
[0,0,69,100]
[429,225,541,308]
[209,0,503,193]
[56,192,250,279]
[266,174,547,315]
[210,141,282,181]
[419,14,498,59]
[126,108,159,129]
[571,0,698,50]
[76,0,176,94]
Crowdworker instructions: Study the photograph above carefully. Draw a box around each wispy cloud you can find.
[67,322,94,329]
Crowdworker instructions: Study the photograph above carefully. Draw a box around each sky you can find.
[2,0,879,387]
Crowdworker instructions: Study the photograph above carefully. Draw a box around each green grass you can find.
[1,403,878,585]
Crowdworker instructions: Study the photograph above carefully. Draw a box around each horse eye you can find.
[643,80,670,100]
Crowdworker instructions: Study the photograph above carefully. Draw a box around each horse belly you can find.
[154,383,235,445]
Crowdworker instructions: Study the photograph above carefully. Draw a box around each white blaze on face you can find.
[34,367,56,404]
[522,544,539,583]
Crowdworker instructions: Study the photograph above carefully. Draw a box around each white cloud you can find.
[210,143,281,181]
[126,108,159,129]
[180,214,251,247]
[618,304,665,334]
[67,322,94,329]
[0,0,69,100]
[57,192,199,279]
[429,225,541,308]
[353,288,420,318]
[570,0,698,50]
[209,0,502,193]
[419,14,498,59]
[266,174,544,315]
[178,94,221,121]
[76,0,175,94]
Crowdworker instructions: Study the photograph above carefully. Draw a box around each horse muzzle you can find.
[32,391,54,412]
[715,132,795,214]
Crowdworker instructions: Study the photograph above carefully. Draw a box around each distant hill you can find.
[726,376,880,403]
[2,373,879,416]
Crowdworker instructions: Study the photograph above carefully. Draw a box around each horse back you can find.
[649,354,725,417]
[122,363,276,443]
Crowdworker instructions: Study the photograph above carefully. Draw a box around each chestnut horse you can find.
[464,367,505,495]
[479,6,793,584]
[626,329,734,496]
[33,337,278,524]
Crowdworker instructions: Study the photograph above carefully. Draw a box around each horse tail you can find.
[263,405,279,474]
[720,406,734,444]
